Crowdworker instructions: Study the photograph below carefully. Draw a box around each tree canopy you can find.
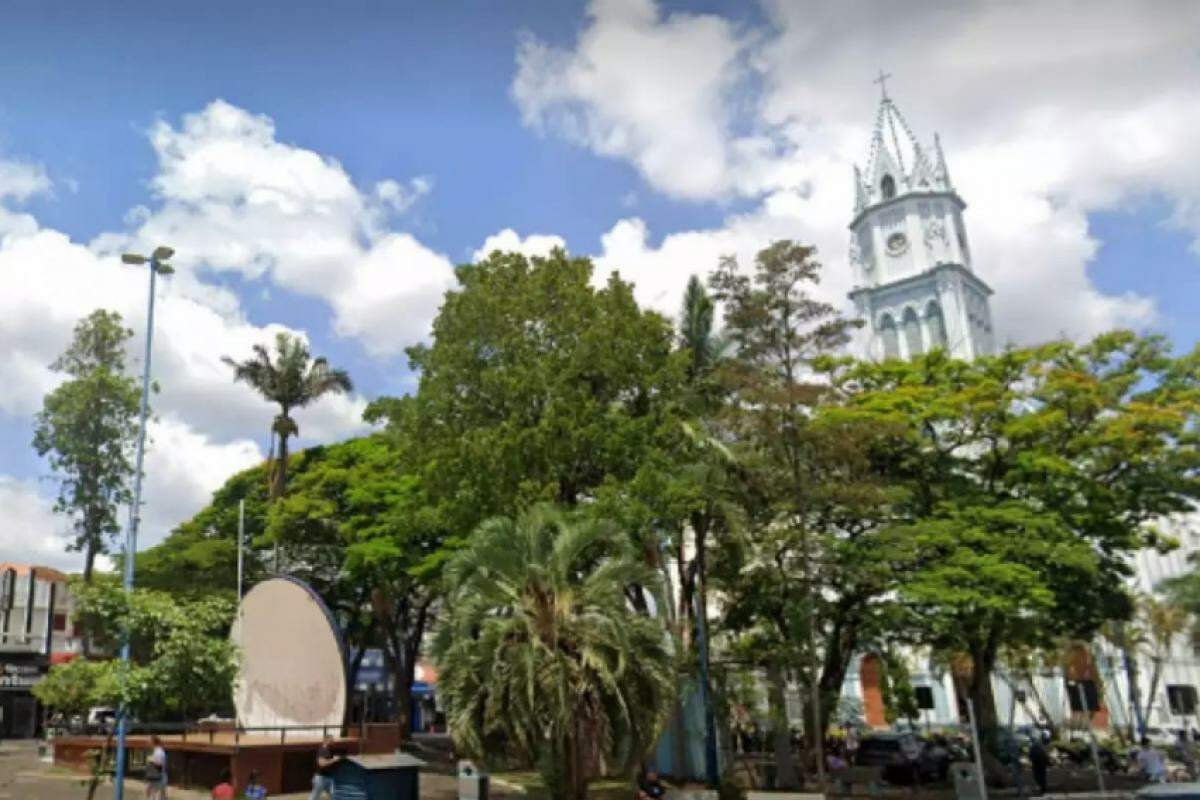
[33,309,142,581]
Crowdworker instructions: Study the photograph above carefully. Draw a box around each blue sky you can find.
[0,0,1197,567]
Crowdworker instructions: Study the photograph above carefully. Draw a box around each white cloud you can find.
[0,477,80,571]
[375,176,432,214]
[512,0,794,201]
[519,0,1200,345]
[0,159,52,203]
[114,100,457,356]
[473,228,566,262]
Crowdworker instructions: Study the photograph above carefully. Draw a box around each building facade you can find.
[835,89,1200,737]
[0,563,82,738]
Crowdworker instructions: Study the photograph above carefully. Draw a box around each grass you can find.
[492,770,635,800]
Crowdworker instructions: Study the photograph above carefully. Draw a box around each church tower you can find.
[848,77,995,361]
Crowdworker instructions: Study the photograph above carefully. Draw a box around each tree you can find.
[130,461,272,598]
[269,433,448,741]
[821,333,1200,733]
[434,506,675,800]
[706,241,895,784]
[222,332,352,502]
[38,580,237,721]
[32,310,141,581]
[1125,594,1190,726]
[397,248,685,538]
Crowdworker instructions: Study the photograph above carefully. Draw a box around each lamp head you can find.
[121,254,147,265]
[151,246,175,262]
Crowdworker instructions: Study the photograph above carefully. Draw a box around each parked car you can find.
[854,732,951,783]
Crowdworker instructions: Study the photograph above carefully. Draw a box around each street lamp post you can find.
[112,246,174,800]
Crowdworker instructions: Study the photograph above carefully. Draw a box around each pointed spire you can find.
[853,164,868,212]
[934,133,953,190]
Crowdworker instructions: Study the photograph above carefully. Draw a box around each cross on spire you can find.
[874,69,892,101]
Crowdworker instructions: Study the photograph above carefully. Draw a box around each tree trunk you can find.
[273,430,290,500]
[816,618,860,739]
[969,646,1000,735]
[766,662,800,789]
[1115,622,1146,738]
[83,541,96,583]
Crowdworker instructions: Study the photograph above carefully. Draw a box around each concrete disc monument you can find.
[231,576,347,732]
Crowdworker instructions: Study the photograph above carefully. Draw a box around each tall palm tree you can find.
[433,505,674,800]
[222,332,353,501]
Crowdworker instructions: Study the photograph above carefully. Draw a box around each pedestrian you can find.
[146,735,168,800]
[1137,736,1168,783]
[1177,731,1197,780]
[244,769,268,799]
[310,735,338,800]
[636,768,666,800]
[1029,737,1050,795]
[212,769,236,800]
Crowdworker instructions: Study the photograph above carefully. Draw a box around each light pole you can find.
[112,245,174,800]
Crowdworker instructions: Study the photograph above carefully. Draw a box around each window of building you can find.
[879,315,900,359]
[1066,679,1100,712]
[903,308,923,357]
[52,613,66,632]
[926,302,948,350]
[881,174,896,200]
[915,686,935,710]
[1167,685,1198,715]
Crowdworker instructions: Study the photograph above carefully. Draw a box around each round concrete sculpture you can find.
[231,576,347,732]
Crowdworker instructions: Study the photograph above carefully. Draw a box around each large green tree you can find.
[268,433,447,740]
[33,309,142,582]
[821,333,1200,732]
[392,248,686,540]
[434,505,674,800]
[704,241,904,786]
[222,332,353,502]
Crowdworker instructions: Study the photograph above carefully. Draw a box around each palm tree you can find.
[222,332,353,501]
[433,505,674,800]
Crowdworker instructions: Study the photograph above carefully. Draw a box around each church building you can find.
[848,81,995,361]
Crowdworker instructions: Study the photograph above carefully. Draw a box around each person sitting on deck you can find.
[212,769,235,800]
[244,769,267,799]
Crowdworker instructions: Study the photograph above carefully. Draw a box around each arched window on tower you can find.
[880,174,896,200]
[903,307,923,357]
[879,314,900,359]
[925,301,948,351]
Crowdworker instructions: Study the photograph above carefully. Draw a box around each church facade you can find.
[848,89,995,361]
[835,88,1200,738]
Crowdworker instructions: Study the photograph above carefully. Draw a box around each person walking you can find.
[309,736,337,800]
[1029,738,1050,795]
[146,735,168,800]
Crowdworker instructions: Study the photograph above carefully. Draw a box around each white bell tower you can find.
[848,74,995,361]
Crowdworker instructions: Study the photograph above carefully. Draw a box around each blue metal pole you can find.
[113,257,159,800]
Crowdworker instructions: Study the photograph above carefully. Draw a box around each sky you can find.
[1,0,1198,570]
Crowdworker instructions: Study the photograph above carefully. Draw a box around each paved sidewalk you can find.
[0,741,467,800]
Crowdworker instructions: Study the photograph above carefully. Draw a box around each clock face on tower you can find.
[886,232,908,256]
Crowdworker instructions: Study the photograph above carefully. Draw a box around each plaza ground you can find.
[0,738,1164,800]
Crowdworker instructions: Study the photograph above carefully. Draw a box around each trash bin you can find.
[459,760,489,800]
[951,762,984,800]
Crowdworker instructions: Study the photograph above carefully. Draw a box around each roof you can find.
[344,753,427,771]
[0,563,70,582]
[854,92,954,214]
